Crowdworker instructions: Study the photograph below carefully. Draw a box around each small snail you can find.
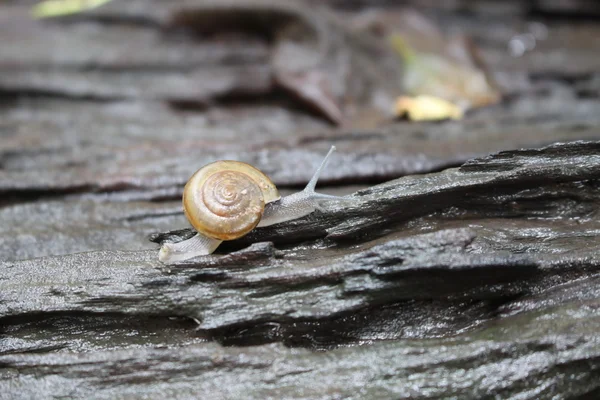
[159,146,343,263]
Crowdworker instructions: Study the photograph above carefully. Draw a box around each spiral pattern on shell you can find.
[183,161,281,241]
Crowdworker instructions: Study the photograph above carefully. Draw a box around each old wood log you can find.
[2,142,600,398]
[1,0,600,399]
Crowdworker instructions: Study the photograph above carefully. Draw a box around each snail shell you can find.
[182,161,281,241]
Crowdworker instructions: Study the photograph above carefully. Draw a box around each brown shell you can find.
[183,161,281,241]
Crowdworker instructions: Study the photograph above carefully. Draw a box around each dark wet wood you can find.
[1,1,600,399]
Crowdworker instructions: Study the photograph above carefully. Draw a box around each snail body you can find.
[159,146,342,263]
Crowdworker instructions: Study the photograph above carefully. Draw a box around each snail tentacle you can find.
[158,233,222,264]
[305,145,336,193]
[259,146,349,227]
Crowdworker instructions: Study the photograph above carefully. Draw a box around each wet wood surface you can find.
[1,1,600,399]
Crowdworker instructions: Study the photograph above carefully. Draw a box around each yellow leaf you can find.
[394,95,464,121]
[389,32,501,111]
[32,0,113,18]
[389,34,417,65]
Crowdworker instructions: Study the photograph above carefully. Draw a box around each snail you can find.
[159,146,344,263]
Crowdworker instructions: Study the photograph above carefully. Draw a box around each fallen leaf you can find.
[31,0,113,18]
[390,33,500,112]
[351,9,500,114]
[395,95,464,121]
